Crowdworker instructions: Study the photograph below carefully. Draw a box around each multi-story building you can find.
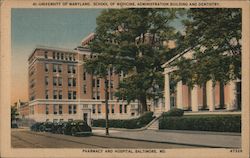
[28,45,139,125]
[14,100,29,119]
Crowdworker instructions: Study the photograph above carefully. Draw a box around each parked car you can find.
[39,122,53,132]
[30,122,43,132]
[51,122,66,134]
[11,122,18,128]
[63,120,92,136]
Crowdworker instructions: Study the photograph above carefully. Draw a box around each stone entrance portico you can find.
[162,66,240,113]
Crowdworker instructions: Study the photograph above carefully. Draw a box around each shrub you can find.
[162,108,184,117]
[93,112,154,129]
[159,115,241,133]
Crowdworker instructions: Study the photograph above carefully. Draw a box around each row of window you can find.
[44,51,76,61]
[45,77,76,87]
[45,104,77,115]
[92,79,114,88]
[92,104,127,114]
[45,90,77,100]
[44,64,76,74]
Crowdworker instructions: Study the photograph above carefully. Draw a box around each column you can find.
[164,72,171,112]
[191,85,199,112]
[176,81,183,109]
[227,81,237,110]
[207,80,215,112]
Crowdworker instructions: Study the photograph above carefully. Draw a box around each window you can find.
[97,79,100,87]
[124,105,127,113]
[111,105,114,114]
[65,54,68,60]
[53,64,57,72]
[69,54,72,61]
[98,104,101,113]
[53,90,57,99]
[73,55,76,61]
[68,78,72,86]
[45,90,49,99]
[58,77,62,86]
[45,76,49,86]
[72,66,76,74]
[53,52,55,59]
[46,104,49,114]
[58,65,62,73]
[83,72,86,80]
[68,65,72,73]
[59,90,62,99]
[96,91,100,100]
[68,91,72,99]
[68,105,72,114]
[73,91,76,99]
[59,119,64,122]
[44,51,48,58]
[92,105,96,114]
[73,105,77,114]
[119,104,122,113]
[57,52,60,59]
[83,85,86,94]
[53,77,57,86]
[45,64,49,72]
[59,105,62,114]
[53,104,57,114]
[61,53,64,60]
[73,78,76,87]
[107,80,109,88]
[92,79,95,87]
[110,80,113,88]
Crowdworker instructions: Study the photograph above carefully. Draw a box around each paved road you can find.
[11,129,194,148]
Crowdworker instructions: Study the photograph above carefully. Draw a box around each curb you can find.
[157,130,241,136]
[92,134,236,148]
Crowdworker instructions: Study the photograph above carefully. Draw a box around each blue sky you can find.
[11,9,103,103]
[11,8,184,103]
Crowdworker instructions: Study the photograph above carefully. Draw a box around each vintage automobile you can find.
[11,122,18,128]
[62,120,92,136]
[51,122,66,134]
[30,122,43,132]
[39,122,53,132]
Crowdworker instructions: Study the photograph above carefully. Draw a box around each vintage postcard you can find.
[0,0,249,157]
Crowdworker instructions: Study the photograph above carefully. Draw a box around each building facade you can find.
[28,45,139,124]
[161,49,241,113]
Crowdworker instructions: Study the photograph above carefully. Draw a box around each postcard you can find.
[0,0,249,157]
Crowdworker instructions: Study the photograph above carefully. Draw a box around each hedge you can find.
[159,115,241,133]
[93,112,155,129]
[161,108,184,117]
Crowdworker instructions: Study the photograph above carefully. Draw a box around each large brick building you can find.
[27,45,139,124]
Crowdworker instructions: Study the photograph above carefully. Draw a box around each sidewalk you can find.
[92,128,241,148]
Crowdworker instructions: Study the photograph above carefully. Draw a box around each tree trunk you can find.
[219,82,225,109]
[202,82,207,110]
[104,77,109,135]
[139,95,147,114]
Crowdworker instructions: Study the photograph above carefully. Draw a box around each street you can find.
[12,129,194,148]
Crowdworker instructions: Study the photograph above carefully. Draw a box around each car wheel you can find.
[71,127,77,136]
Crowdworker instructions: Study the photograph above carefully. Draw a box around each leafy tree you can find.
[89,9,182,113]
[11,106,19,122]
[171,8,241,108]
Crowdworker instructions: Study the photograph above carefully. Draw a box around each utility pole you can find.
[104,77,109,135]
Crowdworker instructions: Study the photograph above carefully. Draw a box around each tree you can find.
[171,8,241,108]
[89,9,181,113]
[84,54,114,135]
[11,106,19,122]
